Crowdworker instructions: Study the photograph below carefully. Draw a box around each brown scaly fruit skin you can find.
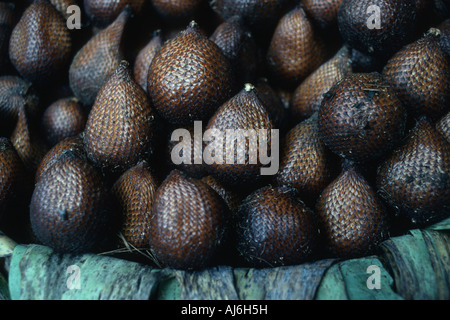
[113,161,158,249]
[8,0,72,85]
[439,19,450,62]
[274,113,337,202]
[318,72,407,163]
[30,150,113,254]
[382,29,450,121]
[41,97,86,148]
[338,0,417,59]
[0,137,26,219]
[147,22,234,126]
[0,2,16,73]
[150,0,204,21]
[302,0,344,29]
[290,46,352,122]
[236,185,320,268]
[266,6,327,89]
[254,78,287,130]
[84,0,145,27]
[201,175,243,214]
[83,61,156,173]
[148,169,229,270]
[377,117,450,227]
[69,8,131,107]
[133,30,164,92]
[204,84,273,188]
[0,76,40,137]
[316,163,390,259]
[437,111,450,143]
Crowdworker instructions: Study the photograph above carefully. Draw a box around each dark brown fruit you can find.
[290,46,352,122]
[133,30,164,92]
[0,137,25,218]
[8,0,72,84]
[83,61,156,173]
[35,135,84,183]
[338,0,417,58]
[113,160,158,249]
[69,7,131,107]
[84,0,145,27]
[11,104,48,173]
[30,149,112,253]
[274,113,336,201]
[147,22,234,125]
[382,29,450,121]
[236,185,320,268]
[316,163,390,259]
[302,0,344,29]
[0,75,40,136]
[209,16,259,86]
[437,111,450,143]
[50,0,79,20]
[434,0,450,19]
[41,97,86,147]
[266,6,327,89]
[377,117,450,227]
[204,84,274,187]
[150,0,204,21]
[254,78,287,130]
[0,2,16,73]
[439,19,450,61]
[148,169,229,270]
[201,175,242,213]
[318,73,407,163]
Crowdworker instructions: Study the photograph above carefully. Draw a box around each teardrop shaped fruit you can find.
[49,0,79,20]
[204,84,274,187]
[377,117,450,227]
[337,0,417,59]
[254,78,287,130]
[35,135,84,183]
[41,97,86,147]
[133,30,164,92]
[148,169,229,270]
[290,46,352,122]
[0,75,40,137]
[84,0,145,27]
[0,2,16,73]
[266,6,327,89]
[30,149,113,253]
[83,61,156,173]
[8,0,72,85]
[150,0,204,21]
[316,163,390,259]
[210,16,259,87]
[11,104,48,173]
[302,0,344,29]
[437,111,450,143]
[147,21,234,125]
[274,113,337,201]
[0,137,25,218]
[318,72,407,163]
[201,175,243,213]
[236,185,320,268]
[382,29,450,121]
[69,7,131,107]
[113,160,158,249]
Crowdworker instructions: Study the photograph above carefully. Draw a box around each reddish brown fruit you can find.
[113,161,158,249]
[50,0,79,20]
[318,73,406,163]
[30,149,113,253]
[69,8,131,107]
[150,0,204,21]
[236,185,320,267]
[83,61,156,173]
[274,113,336,201]
[377,117,450,227]
[84,0,145,27]
[266,6,327,89]
[147,21,234,125]
[437,111,450,143]
[133,30,164,92]
[382,29,450,121]
[149,170,229,270]
[201,175,242,213]
[254,78,287,129]
[204,84,274,187]
[302,0,344,29]
[9,0,72,85]
[41,97,86,147]
[290,46,352,122]
[316,163,390,259]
